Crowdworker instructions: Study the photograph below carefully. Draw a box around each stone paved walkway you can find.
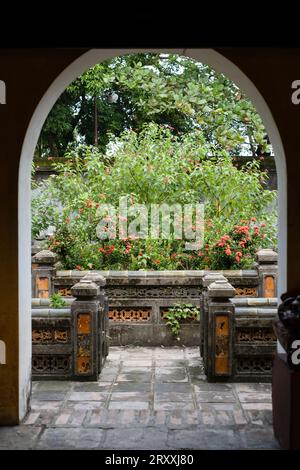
[0,347,279,450]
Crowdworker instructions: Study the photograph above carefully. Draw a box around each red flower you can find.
[225,247,232,256]
[251,217,257,221]
[235,255,240,263]
[76,265,83,271]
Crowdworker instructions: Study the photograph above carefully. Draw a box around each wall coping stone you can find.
[208,279,236,298]
[71,279,99,298]
[32,250,57,265]
[32,308,70,318]
[256,248,278,264]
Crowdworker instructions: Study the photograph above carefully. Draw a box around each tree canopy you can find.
[37,53,271,158]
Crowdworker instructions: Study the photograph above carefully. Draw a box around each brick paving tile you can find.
[121,409,136,426]
[87,409,105,426]
[54,411,73,426]
[154,410,167,425]
[137,410,152,426]
[23,412,40,425]
[68,409,87,426]
[201,411,216,425]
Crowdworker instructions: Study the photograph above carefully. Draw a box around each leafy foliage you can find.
[49,293,67,309]
[36,53,271,158]
[163,303,200,339]
[32,124,277,270]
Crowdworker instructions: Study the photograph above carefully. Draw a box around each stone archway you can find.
[17,48,287,421]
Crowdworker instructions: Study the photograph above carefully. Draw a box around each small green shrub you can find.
[163,303,200,340]
[49,293,67,308]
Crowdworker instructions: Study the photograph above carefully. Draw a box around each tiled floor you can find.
[0,346,279,450]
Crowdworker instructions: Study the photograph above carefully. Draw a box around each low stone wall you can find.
[32,276,109,380]
[31,249,279,380]
[233,297,277,381]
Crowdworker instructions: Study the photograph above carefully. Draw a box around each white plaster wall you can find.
[18,48,287,419]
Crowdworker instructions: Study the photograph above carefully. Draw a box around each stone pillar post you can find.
[206,279,236,381]
[201,273,227,368]
[71,279,100,380]
[82,272,109,371]
[32,250,56,298]
[256,248,278,298]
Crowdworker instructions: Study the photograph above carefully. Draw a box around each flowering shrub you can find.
[32,124,277,270]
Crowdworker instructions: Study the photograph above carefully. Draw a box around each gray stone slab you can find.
[195,391,236,403]
[241,403,273,410]
[72,382,112,392]
[110,392,151,401]
[239,426,280,449]
[98,372,119,381]
[32,391,66,401]
[30,400,62,411]
[154,392,194,402]
[68,392,108,401]
[0,426,43,450]
[167,427,242,450]
[154,359,187,367]
[237,392,272,403]
[36,427,105,449]
[155,367,188,382]
[117,371,152,382]
[120,366,153,373]
[34,381,72,392]
[112,382,151,392]
[65,401,106,411]
[234,383,272,393]
[122,360,153,367]
[103,427,169,450]
[154,402,195,410]
[108,401,149,410]
[154,383,192,393]
[245,409,273,425]
[193,383,232,392]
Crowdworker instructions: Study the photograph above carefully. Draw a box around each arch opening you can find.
[18,48,287,420]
